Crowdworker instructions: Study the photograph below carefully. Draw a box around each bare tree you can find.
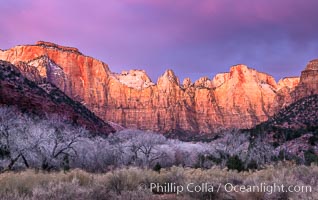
[33,118,86,170]
[0,107,40,171]
[112,130,167,167]
[0,107,87,171]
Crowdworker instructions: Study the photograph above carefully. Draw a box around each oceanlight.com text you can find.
[147,182,312,195]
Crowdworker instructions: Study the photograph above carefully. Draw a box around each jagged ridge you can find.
[0,41,317,135]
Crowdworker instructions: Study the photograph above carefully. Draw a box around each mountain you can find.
[0,60,115,134]
[262,95,318,130]
[293,59,318,100]
[249,94,318,159]
[0,41,316,134]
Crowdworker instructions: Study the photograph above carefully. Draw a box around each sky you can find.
[1,0,318,82]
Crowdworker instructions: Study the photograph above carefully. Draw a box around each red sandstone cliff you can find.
[1,41,314,134]
[292,59,318,100]
[0,60,115,134]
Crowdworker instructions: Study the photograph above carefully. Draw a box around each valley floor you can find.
[0,162,317,200]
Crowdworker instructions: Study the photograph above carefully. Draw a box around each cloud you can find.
[1,0,318,81]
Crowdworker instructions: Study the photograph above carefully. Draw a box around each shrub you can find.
[226,155,244,172]
[246,159,258,170]
[0,164,317,199]
[304,149,318,166]
[153,162,161,173]
[308,135,318,146]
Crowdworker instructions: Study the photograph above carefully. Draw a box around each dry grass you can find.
[0,162,316,200]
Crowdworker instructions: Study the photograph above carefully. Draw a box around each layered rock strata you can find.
[1,42,314,134]
[0,60,115,134]
[293,59,318,100]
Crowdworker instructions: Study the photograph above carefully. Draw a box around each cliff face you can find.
[1,41,312,134]
[0,42,111,109]
[275,77,300,107]
[293,59,318,100]
[277,77,300,90]
[0,60,115,134]
[252,94,318,157]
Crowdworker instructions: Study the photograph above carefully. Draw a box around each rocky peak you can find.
[182,77,192,88]
[220,64,277,89]
[305,59,318,70]
[230,64,249,72]
[194,77,212,88]
[111,69,154,90]
[0,41,112,106]
[157,69,180,86]
[229,64,250,75]
[228,64,252,83]
[35,41,81,54]
[211,73,229,88]
[275,77,300,109]
[293,59,318,100]
[1,41,314,135]
[277,77,300,90]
